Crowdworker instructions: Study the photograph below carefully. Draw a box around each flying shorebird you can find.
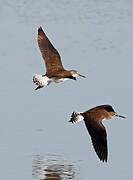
[69,105,126,162]
[33,27,86,90]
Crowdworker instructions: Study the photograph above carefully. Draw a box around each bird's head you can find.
[69,70,86,80]
[104,105,126,119]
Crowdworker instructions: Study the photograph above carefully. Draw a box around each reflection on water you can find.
[32,154,77,180]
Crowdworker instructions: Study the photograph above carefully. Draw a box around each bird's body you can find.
[33,27,85,90]
[69,105,125,162]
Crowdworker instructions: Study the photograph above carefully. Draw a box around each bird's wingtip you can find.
[38,26,43,32]
[101,158,107,163]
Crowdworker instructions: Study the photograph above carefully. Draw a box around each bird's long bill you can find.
[77,73,86,78]
[116,114,126,118]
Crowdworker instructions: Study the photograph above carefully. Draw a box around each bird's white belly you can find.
[33,74,51,87]
[51,77,69,83]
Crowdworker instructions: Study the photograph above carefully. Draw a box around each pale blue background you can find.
[0,0,132,179]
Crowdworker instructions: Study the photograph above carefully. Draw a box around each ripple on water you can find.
[32,154,78,180]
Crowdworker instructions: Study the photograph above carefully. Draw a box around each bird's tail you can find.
[33,74,43,86]
[69,112,84,123]
[33,74,50,90]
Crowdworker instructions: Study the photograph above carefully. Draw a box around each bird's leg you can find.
[35,86,43,90]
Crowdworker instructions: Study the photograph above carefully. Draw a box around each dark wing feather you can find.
[84,118,108,162]
[38,27,64,73]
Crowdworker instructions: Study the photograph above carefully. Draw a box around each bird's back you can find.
[82,105,114,122]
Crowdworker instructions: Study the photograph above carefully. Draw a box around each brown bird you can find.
[33,27,86,90]
[69,105,126,162]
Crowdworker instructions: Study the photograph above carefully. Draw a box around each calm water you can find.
[0,0,133,179]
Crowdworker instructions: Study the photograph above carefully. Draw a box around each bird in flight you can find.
[69,105,126,162]
[33,27,86,90]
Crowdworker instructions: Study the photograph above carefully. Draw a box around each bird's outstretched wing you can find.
[84,117,108,162]
[38,27,64,74]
